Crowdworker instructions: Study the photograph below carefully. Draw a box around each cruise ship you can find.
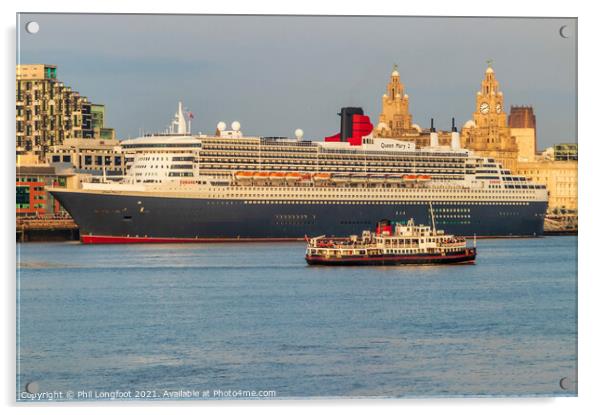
[49,103,548,243]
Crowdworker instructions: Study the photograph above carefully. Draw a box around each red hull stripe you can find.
[80,235,305,244]
[305,255,475,261]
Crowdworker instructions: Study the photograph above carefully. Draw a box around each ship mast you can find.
[429,201,436,232]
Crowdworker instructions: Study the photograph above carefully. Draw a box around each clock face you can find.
[479,102,490,114]
[496,103,502,114]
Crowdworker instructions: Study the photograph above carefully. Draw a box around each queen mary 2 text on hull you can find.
[49,104,548,243]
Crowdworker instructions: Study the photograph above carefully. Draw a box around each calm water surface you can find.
[17,237,577,400]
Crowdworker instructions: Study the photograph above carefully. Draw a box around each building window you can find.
[16,186,30,208]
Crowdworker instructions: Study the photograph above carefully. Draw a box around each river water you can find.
[16,236,577,400]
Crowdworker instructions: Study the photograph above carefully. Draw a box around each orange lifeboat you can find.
[285,172,303,181]
[235,171,254,180]
[417,175,431,181]
[404,174,418,181]
[253,171,270,180]
[313,173,331,181]
[270,172,287,179]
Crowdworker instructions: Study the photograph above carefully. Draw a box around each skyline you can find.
[18,14,577,149]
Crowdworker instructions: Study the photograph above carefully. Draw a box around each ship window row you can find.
[207,186,537,199]
[275,221,314,226]
[319,148,468,158]
[199,167,465,177]
[502,176,529,182]
[239,200,531,206]
[203,144,310,152]
[199,156,466,167]
[198,161,466,172]
[204,146,467,159]
[200,153,466,166]
[200,150,467,165]
[123,143,202,148]
[199,165,467,175]
[340,220,372,225]
[275,214,309,220]
[168,172,194,177]
[436,220,472,225]
[231,193,540,200]
[506,185,544,189]
[133,165,167,169]
[139,156,185,161]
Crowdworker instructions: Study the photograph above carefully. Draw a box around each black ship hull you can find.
[305,248,477,266]
[50,190,547,243]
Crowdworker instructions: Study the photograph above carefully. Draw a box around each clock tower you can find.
[461,62,518,171]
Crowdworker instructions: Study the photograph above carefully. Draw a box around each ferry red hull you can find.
[305,249,477,266]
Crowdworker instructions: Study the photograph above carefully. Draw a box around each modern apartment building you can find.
[16,64,115,160]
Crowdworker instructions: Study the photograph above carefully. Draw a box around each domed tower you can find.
[374,64,414,138]
[461,62,518,171]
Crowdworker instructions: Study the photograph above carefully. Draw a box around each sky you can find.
[18,14,576,150]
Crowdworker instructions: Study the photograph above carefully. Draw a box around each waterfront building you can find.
[91,104,117,140]
[16,64,116,160]
[515,157,577,212]
[45,138,125,176]
[461,64,519,172]
[508,106,537,162]
[16,162,78,217]
[552,143,578,161]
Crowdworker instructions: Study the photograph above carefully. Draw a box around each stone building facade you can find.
[373,65,418,138]
[461,64,519,171]
[508,106,537,162]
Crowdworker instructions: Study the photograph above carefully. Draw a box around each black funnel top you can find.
[339,107,364,141]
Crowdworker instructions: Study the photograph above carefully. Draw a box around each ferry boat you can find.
[305,218,477,266]
[48,103,548,244]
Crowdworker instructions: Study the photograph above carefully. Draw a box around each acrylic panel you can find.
[16,13,577,401]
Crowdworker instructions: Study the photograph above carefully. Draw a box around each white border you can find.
[2,1,600,414]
